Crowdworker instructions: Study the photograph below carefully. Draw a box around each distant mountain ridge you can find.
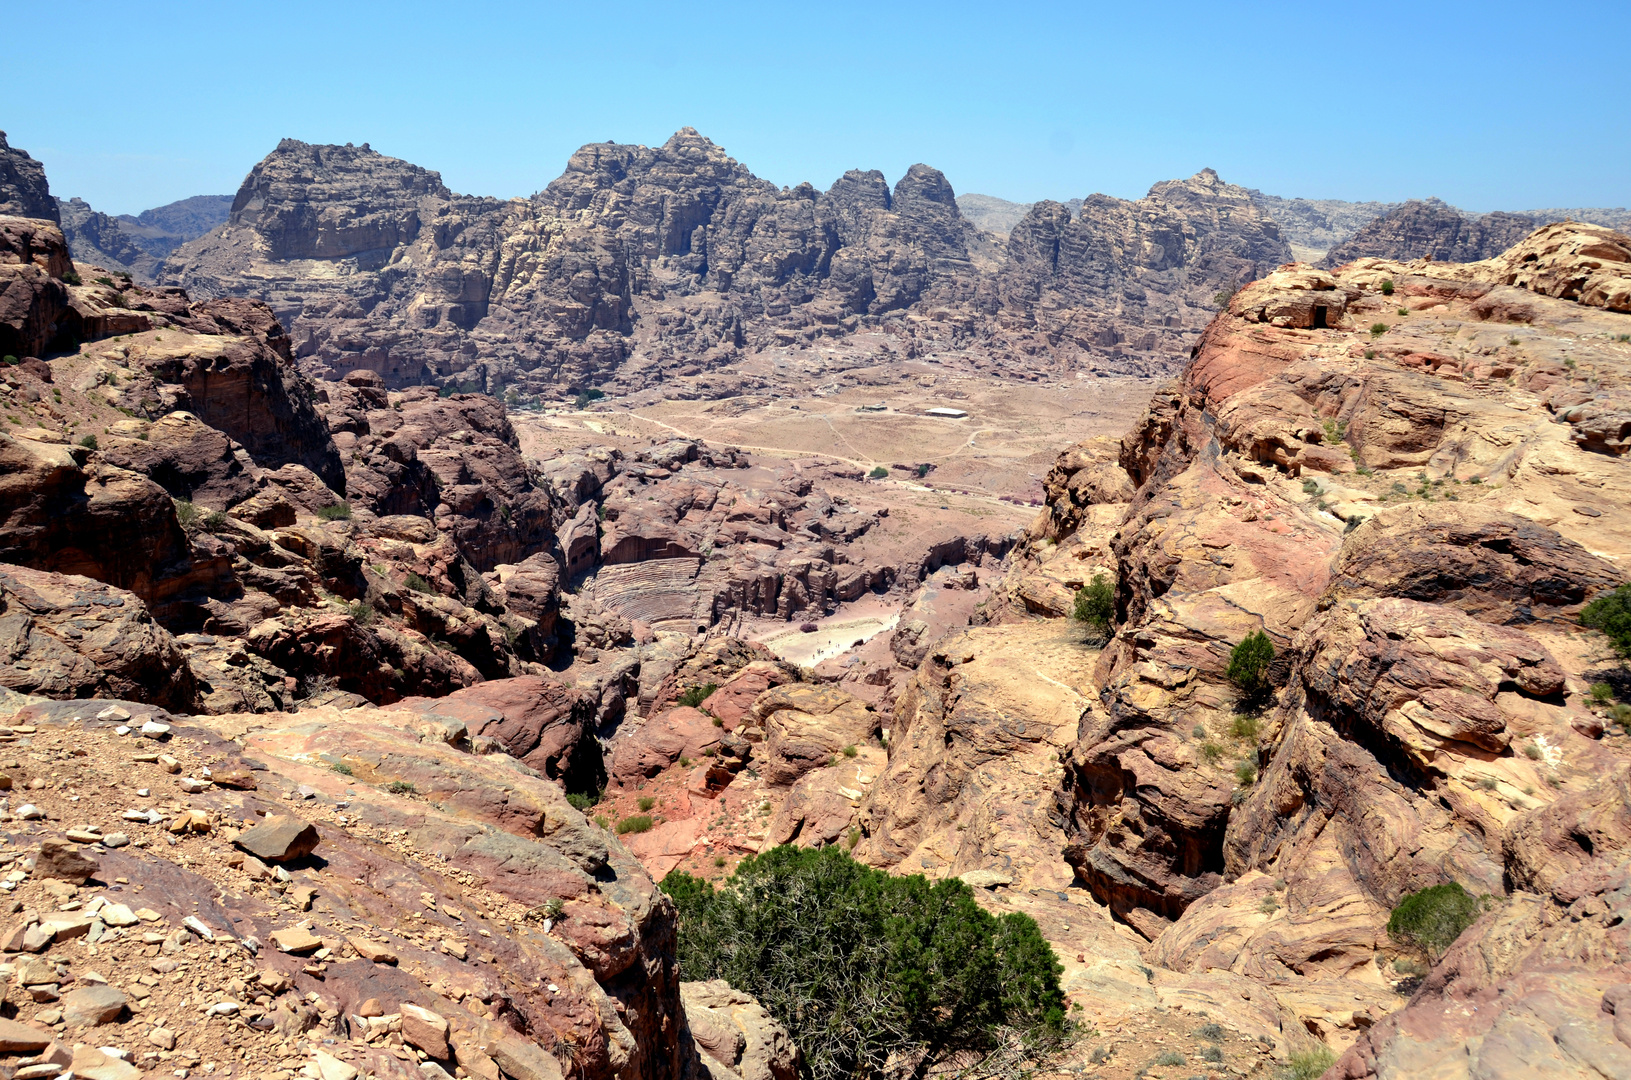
[961,189,1631,265]
[157,132,1292,394]
[54,193,232,281]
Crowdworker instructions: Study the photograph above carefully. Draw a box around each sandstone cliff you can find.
[0,132,56,223]
[1028,221,1631,1075]
[162,134,1292,395]
[1320,197,1539,268]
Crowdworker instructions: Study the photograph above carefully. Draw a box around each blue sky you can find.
[11,0,1627,216]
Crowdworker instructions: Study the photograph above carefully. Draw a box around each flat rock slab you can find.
[35,839,97,884]
[399,1003,450,1058]
[70,1047,140,1080]
[235,815,319,862]
[348,936,397,964]
[60,985,126,1027]
[270,926,324,953]
[0,1017,52,1052]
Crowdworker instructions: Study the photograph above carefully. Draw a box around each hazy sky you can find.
[10,0,1627,216]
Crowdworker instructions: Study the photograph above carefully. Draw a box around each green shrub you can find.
[1589,682,1615,705]
[1363,348,1376,359]
[61,270,82,286]
[1229,715,1261,741]
[347,600,375,626]
[404,572,433,594]
[1,356,15,365]
[1154,1051,1185,1067]
[1200,742,1226,765]
[715,856,728,867]
[1191,724,1207,739]
[173,499,199,530]
[574,387,606,409]
[916,463,930,478]
[1201,1044,1224,1063]
[1197,1022,1224,1041]
[1072,573,1115,639]
[663,846,1063,1080]
[1582,585,1631,658]
[1369,322,1389,338]
[1234,761,1257,787]
[79,434,98,450]
[679,682,719,708]
[1300,478,1322,496]
[1280,1046,1336,1080]
[1226,631,1275,701]
[678,756,692,768]
[1380,278,1395,296]
[1214,288,1236,310]
[616,814,654,834]
[1523,742,1542,760]
[331,762,353,776]
[385,780,415,795]
[566,792,594,811]
[868,466,888,479]
[843,744,858,758]
[317,501,352,521]
[94,275,114,287]
[1387,883,1485,958]
[637,796,656,812]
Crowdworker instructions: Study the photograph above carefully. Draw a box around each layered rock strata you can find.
[1033,222,1631,1070]
[163,133,1292,393]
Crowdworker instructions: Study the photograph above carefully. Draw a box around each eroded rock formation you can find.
[1321,198,1539,268]
[161,134,1294,394]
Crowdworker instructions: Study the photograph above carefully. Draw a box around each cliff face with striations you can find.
[162,133,1291,395]
[0,131,57,223]
[1000,168,1291,363]
[1320,197,1540,267]
[1019,221,1631,1076]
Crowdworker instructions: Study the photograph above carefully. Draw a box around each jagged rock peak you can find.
[224,138,455,262]
[895,164,959,208]
[0,130,58,223]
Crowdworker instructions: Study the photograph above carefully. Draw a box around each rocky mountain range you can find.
[149,133,1294,396]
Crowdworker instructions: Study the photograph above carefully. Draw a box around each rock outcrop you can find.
[0,132,56,223]
[1029,221,1631,1068]
[1321,198,1539,268]
[1000,169,1291,364]
[0,563,201,710]
[681,980,798,1080]
[56,197,157,280]
[55,194,233,281]
[0,691,695,1080]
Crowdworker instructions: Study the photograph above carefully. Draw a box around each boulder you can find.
[34,838,97,884]
[60,985,126,1027]
[681,980,798,1080]
[235,815,320,863]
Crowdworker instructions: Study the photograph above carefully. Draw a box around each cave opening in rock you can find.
[1313,306,1328,328]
